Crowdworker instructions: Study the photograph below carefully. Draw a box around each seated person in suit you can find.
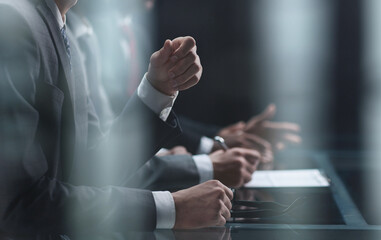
[0,0,243,235]
[69,0,301,191]
[65,9,272,192]
[72,0,301,157]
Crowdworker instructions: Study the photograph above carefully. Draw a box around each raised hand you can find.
[146,36,202,96]
[245,104,302,150]
[214,122,274,163]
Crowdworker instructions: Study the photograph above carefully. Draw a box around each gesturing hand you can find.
[172,180,233,229]
[214,122,274,163]
[146,36,202,96]
[245,104,302,150]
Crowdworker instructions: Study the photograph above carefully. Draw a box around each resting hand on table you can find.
[210,148,260,188]
[172,180,233,229]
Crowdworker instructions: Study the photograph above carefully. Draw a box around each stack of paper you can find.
[245,169,330,188]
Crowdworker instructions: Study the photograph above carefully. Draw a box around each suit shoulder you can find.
[0,2,42,104]
[0,3,38,58]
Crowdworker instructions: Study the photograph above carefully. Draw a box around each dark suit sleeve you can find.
[0,52,157,235]
[70,92,182,187]
[123,155,200,191]
[164,115,221,154]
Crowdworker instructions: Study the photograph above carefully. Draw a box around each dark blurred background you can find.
[73,0,381,225]
[154,0,373,152]
[153,0,381,225]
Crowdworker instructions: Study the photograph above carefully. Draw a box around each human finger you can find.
[262,121,300,132]
[245,104,276,130]
[226,121,246,132]
[219,182,234,200]
[171,146,191,155]
[150,39,173,67]
[220,202,231,221]
[245,134,272,151]
[170,37,196,62]
[242,169,253,184]
[261,149,274,163]
[172,62,202,88]
[222,194,232,210]
[283,133,302,144]
[276,142,285,150]
[168,51,197,78]
[239,148,261,165]
[216,214,227,226]
[245,161,257,174]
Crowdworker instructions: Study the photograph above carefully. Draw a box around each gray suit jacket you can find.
[67,11,201,192]
[0,0,181,235]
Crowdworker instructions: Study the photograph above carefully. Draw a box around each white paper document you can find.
[245,169,330,188]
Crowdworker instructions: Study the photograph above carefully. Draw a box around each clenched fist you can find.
[172,180,233,229]
[147,36,202,96]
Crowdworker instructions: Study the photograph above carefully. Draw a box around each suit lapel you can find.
[36,1,74,98]
[36,1,88,173]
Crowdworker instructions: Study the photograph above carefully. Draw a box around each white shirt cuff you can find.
[152,191,176,229]
[193,154,214,183]
[137,73,178,122]
[197,136,215,154]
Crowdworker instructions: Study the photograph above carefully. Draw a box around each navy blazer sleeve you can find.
[164,115,221,154]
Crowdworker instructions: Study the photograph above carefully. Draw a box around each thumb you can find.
[150,39,173,66]
[246,104,276,129]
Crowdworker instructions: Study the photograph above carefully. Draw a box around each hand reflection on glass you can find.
[172,227,231,240]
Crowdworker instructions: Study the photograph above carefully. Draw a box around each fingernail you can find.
[170,56,178,62]
[169,72,175,78]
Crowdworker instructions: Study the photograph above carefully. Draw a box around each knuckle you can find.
[218,200,225,209]
[189,52,197,62]
[193,63,201,73]
[219,217,227,226]
[171,68,180,76]
[227,210,231,219]
[214,188,225,198]
[187,36,196,46]
[210,180,220,186]
[227,201,232,210]
[252,149,261,157]
[175,75,185,84]
[190,76,199,84]
[232,148,243,156]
